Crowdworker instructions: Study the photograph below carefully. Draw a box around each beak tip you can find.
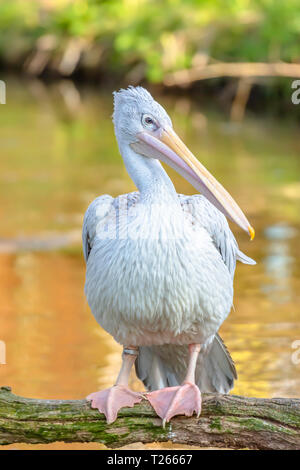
[249,226,255,241]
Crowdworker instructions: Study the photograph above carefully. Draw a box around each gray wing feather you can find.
[82,192,140,263]
[179,194,255,278]
[82,194,114,263]
[82,219,91,263]
[236,249,256,265]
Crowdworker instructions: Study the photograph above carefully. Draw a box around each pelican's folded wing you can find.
[82,192,140,263]
[179,194,255,278]
[82,194,114,263]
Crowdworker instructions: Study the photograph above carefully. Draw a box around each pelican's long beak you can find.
[131,126,255,239]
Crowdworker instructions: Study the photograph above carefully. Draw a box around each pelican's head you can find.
[113,86,254,239]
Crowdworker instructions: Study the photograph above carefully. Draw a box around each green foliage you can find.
[0,0,300,83]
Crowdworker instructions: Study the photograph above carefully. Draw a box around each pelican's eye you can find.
[142,114,158,131]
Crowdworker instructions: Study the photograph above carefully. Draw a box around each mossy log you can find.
[0,386,299,449]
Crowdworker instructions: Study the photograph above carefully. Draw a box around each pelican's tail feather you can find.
[135,334,236,394]
[135,346,178,391]
[196,334,237,393]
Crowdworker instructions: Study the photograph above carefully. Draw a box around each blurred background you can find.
[0,0,300,450]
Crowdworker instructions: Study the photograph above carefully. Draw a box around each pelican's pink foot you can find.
[87,385,143,424]
[146,382,201,427]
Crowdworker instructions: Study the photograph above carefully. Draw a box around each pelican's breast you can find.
[85,202,233,346]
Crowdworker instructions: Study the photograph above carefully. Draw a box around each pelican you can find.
[83,86,255,425]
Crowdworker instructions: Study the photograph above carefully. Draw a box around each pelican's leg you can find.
[86,346,143,424]
[146,344,202,427]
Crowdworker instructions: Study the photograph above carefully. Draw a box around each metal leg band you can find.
[123,347,139,357]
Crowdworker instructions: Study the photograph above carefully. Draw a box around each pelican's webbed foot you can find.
[87,385,143,424]
[146,381,201,427]
[87,346,142,424]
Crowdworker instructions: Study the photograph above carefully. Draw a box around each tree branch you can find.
[163,62,300,86]
[0,386,299,449]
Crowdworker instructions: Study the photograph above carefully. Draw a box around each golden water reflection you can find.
[0,79,300,449]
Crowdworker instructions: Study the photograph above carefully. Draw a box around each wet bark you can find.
[0,386,299,450]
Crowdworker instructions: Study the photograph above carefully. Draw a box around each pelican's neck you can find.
[120,144,179,205]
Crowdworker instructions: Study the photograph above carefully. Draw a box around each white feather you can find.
[83,191,233,346]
